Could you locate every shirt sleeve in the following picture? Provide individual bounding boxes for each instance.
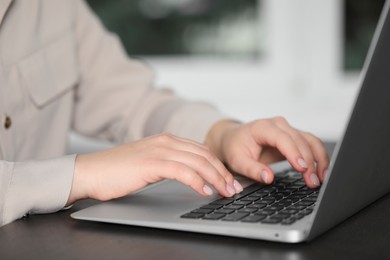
[72,1,228,144]
[0,155,75,227]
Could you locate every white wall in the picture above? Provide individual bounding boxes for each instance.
[147,0,361,141]
[69,0,364,153]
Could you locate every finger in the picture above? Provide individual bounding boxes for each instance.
[150,134,243,195]
[162,148,239,197]
[275,124,320,186]
[257,119,321,188]
[158,135,239,192]
[157,160,216,196]
[301,132,330,182]
[278,124,328,187]
[254,122,309,174]
[229,154,274,184]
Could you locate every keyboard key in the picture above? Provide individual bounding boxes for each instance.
[289,184,305,190]
[301,208,314,215]
[257,209,276,215]
[272,213,291,219]
[251,191,270,198]
[281,218,296,225]
[280,178,299,184]
[289,195,305,201]
[181,213,204,219]
[288,205,307,211]
[268,205,284,211]
[303,196,318,203]
[231,184,262,200]
[294,190,313,196]
[242,214,267,223]
[293,213,305,220]
[238,208,258,213]
[273,201,292,208]
[278,199,297,207]
[250,202,268,209]
[279,209,299,215]
[245,196,261,202]
[203,213,226,220]
[295,201,314,207]
[234,200,253,206]
[261,197,276,204]
[289,173,303,179]
[274,182,287,189]
[222,212,249,221]
[200,204,223,210]
[192,208,214,214]
[270,193,284,201]
[211,199,234,205]
[224,204,244,210]
[214,208,235,214]
[294,181,306,186]
[261,187,277,193]
[281,188,295,195]
[280,197,300,204]
[261,218,282,224]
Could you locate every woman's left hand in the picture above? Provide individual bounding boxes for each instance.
[205,117,329,188]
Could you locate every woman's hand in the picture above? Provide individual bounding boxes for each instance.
[205,117,329,188]
[66,133,243,205]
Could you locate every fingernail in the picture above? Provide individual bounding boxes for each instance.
[323,168,328,179]
[297,158,308,169]
[310,173,320,187]
[233,179,243,193]
[226,184,236,196]
[203,185,213,196]
[261,170,270,184]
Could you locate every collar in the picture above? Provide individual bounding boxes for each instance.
[0,0,13,26]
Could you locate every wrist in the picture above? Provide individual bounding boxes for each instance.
[204,119,241,162]
[66,154,90,206]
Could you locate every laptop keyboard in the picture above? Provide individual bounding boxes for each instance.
[180,170,319,225]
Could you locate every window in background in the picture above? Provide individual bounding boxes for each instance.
[86,0,260,59]
[344,0,385,71]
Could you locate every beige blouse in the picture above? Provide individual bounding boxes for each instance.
[0,0,226,226]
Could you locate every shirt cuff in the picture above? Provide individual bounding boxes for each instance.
[2,155,75,225]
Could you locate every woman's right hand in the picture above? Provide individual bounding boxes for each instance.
[66,133,243,205]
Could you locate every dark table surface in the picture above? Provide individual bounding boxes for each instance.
[1,142,390,260]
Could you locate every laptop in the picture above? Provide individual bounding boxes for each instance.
[71,1,390,243]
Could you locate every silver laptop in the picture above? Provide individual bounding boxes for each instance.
[71,1,390,243]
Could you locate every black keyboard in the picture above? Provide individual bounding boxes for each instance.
[180,170,319,225]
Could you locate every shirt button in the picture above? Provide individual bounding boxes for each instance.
[4,115,12,129]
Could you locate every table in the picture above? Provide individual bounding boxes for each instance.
[1,190,390,259]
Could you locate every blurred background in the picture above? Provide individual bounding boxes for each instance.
[70,0,385,153]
